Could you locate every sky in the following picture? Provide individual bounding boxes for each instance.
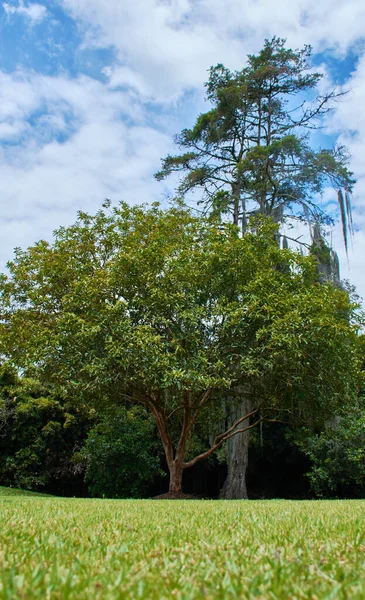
[0,0,364,301]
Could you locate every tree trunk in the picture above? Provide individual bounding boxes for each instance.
[220,396,250,499]
[232,181,240,227]
[168,460,184,497]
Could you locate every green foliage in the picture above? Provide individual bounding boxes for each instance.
[296,335,365,498]
[298,412,365,498]
[0,364,93,493]
[80,406,162,498]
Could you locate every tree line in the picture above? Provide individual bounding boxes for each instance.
[0,38,364,499]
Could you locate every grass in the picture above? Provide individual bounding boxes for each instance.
[0,486,51,497]
[1,492,365,599]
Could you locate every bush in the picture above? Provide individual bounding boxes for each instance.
[299,412,365,498]
[80,406,162,498]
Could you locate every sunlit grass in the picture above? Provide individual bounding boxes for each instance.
[1,491,364,599]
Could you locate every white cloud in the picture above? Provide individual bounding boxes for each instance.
[58,0,365,100]
[0,121,30,140]
[3,0,47,23]
[0,70,173,270]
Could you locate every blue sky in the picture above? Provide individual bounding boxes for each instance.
[0,0,365,298]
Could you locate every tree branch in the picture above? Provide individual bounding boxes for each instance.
[148,396,174,467]
[176,390,192,462]
[184,414,267,468]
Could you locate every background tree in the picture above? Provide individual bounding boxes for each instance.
[0,364,93,495]
[300,413,365,498]
[0,203,361,497]
[296,335,365,498]
[156,37,354,244]
[79,406,162,498]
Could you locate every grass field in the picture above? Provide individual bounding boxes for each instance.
[1,489,365,599]
[0,486,51,497]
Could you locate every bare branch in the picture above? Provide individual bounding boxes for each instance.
[184,414,267,468]
[214,403,263,444]
[176,390,192,461]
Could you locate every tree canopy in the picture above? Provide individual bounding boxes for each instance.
[0,202,361,496]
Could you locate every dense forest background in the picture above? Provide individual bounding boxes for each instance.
[1,353,364,500]
[1,39,364,500]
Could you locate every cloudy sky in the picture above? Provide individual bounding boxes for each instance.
[0,0,364,299]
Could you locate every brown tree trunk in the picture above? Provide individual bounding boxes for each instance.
[220,396,251,499]
[232,180,240,227]
[168,460,184,497]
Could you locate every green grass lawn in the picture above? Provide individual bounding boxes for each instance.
[0,486,51,497]
[1,490,365,599]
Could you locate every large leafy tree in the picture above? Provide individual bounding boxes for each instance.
[0,203,361,496]
[156,37,354,250]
